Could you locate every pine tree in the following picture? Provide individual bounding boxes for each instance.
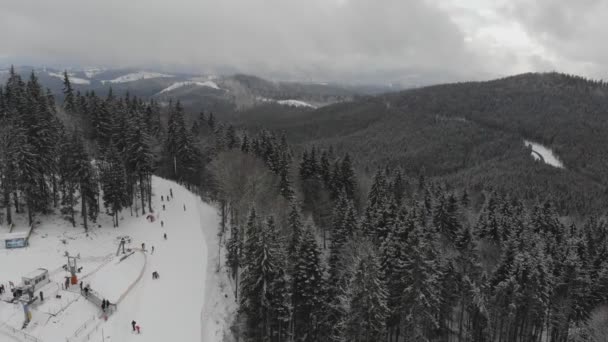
[292,228,325,341]
[279,168,295,201]
[343,253,389,342]
[100,143,128,227]
[401,224,442,340]
[240,215,290,341]
[340,154,357,201]
[62,71,76,113]
[226,125,240,149]
[241,134,251,153]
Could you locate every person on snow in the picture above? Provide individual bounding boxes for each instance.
[161,220,164,228]
[161,195,164,201]
[183,204,186,211]
[131,320,136,331]
[170,188,173,198]
[164,233,167,240]
[151,246,155,254]
[79,280,83,291]
[136,324,141,334]
[162,204,166,211]
[141,243,145,251]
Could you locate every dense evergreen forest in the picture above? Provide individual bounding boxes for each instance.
[233,72,608,218]
[1,68,608,341]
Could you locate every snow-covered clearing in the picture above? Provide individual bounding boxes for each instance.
[101,72,173,84]
[524,140,564,168]
[258,97,317,108]
[83,68,105,79]
[48,72,90,85]
[0,177,236,342]
[157,81,221,94]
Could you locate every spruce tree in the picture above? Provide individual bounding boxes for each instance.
[343,253,389,342]
[62,71,76,113]
[292,228,325,341]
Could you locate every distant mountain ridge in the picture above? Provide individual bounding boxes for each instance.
[0,66,395,117]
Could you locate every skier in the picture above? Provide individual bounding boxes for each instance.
[79,280,83,291]
[164,233,167,240]
[136,324,141,334]
[162,204,165,211]
[161,195,164,201]
[183,204,186,211]
[161,220,164,228]
[131,320,136,331]
[170,188,173,198]
[39,291,44,302]
[142,242,145,251]
[151,246,155,254]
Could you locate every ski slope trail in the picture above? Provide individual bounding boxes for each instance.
[0,176,235,342]
[100,178,211,342]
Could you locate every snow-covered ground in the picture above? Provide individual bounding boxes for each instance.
[524,140,564,168]
[83,68,105,79]
[157,81,221,94]
[0,177,236,342]
[258,97,317,108]
[48,72,91,85]
[101,72,173,84]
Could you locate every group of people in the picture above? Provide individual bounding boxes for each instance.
[130,188,175,334]
[101,299,111,312]
[131,320,141,334]
[80,281,91,297]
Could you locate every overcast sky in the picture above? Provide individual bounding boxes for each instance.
[0,0,605,84]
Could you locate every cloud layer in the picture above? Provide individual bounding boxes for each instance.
[0,0,605,83]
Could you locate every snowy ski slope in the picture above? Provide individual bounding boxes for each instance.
[0,177,235,342]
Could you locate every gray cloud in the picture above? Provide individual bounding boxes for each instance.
[506,0,608,78]
[0,0,491,84]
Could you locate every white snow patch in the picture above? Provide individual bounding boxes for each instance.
[157,81,221,94]
[48,72,90,85]
[524,140,564,168]
[83,68,104,78]
[258,97,317,108]
[102,72,173,84]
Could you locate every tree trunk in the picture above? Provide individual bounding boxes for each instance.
[147,175,153,213]
[14,191,19,213]
[81,186,88,231]
[69,190,75,227]
[4,187,12,225]
[52,174,58,208]
[139,173,146,216]
[26,196,33,227]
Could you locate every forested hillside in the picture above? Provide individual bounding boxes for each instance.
[2,68,608,342]
[233,72,608,217]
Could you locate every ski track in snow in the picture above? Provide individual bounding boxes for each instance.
[0,177,236,342]
[524,140,564,168]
